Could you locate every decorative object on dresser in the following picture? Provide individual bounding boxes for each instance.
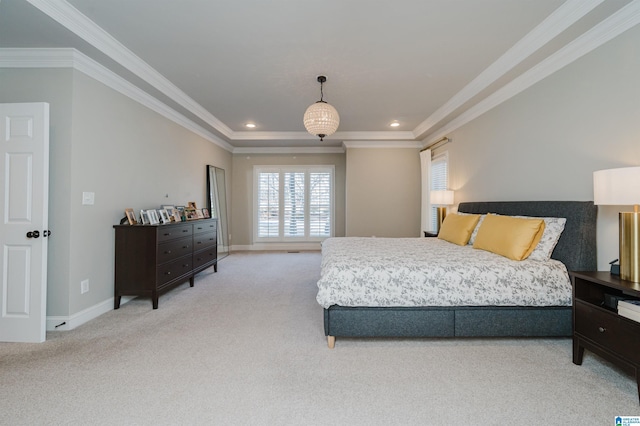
[430,190,454,234]
[124,208,137,225]
[113,218,218,309]
[570,271,640,404]
[593,166,640,282]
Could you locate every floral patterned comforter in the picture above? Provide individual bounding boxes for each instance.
[316,237,572,309]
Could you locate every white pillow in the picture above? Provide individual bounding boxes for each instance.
[457,212,485,245]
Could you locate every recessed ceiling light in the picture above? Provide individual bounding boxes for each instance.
[390,121,400,127]
[245,123,256,128]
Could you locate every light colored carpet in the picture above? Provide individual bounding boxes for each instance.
[1,251,638,425]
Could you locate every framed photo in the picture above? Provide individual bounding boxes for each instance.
[171,208,182,223]
[159,209,171,224]
[140,210,150,225]
[196,209,205,219]
[187,201,197,210]
[148,209,160,225]
[202,208,210,218]
[185,208,198,221]
[176,206,186,221]
[161,204,175,211]
[124,208,137,225]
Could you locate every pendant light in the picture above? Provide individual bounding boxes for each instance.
[303,76,340,141]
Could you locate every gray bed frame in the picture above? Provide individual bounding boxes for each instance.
[323,201,597,348]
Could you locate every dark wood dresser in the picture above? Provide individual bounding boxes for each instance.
[570,271,640,403]
[114,218,217,309]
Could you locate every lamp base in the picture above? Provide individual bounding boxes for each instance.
[619,211,640,282]
[435,207,447,234]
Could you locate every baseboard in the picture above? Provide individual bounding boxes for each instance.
[46,296,136,331]
[231,242,322,252]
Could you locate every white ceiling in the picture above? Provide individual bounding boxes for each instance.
[0,0,637,150]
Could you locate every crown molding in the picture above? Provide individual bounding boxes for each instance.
[412,0,604,139]
[0,48,234,152]
[421,0,640,149]
[343,141,423,149]
[233,146,345,155]
[230,130,416,141]
[25,0,234,139]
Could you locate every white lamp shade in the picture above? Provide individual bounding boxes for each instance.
[593,166,640,205]
[303,101,340,137]
[430,190,454,206]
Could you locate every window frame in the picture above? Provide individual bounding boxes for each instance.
[253,165,335,243]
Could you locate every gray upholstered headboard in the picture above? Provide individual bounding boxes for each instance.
[457,201,597,272]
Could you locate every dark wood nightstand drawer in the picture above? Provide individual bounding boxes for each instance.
[575,300,640,364]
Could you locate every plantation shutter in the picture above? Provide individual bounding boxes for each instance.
[257,172,279,237]
[309,171,332,237]
[430,154,448,232]
[284,172,305,237]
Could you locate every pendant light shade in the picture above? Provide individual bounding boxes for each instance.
[303,76,339,141]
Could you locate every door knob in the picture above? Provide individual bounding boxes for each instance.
[26,230,40,239]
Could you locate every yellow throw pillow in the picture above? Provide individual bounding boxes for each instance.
[437,213,481,246]
[472,214,545,260]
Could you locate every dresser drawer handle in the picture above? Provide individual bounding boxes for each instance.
[165,271,171,276]
[165,250,171,254]
[598,326,606,333]
[182,229,189,233]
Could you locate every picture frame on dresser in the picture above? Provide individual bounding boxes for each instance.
[124,208,137,225]
[159,209,171,224]
[147,209,160,225]
[140,210,150,225]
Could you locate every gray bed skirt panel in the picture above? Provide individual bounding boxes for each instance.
[324,306,572,338]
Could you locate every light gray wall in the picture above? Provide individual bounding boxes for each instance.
[345,147,421,237]
[434,24,640,270]
[0,68,232,317]
[230,153,346,247]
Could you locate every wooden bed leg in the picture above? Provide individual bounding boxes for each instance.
[327,335,335,349]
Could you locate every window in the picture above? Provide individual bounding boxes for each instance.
[430,153,449,232]
[255,166,334,241]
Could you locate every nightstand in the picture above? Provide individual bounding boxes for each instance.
[570,271,640,403]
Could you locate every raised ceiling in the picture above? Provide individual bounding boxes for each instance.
[0,0,638,151]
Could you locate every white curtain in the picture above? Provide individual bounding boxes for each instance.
[420,149,432,235]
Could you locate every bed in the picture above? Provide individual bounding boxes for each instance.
[318,201,597,348]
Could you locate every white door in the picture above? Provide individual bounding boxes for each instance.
[0,103,50,343]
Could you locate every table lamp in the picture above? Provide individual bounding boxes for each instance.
[430,190,454,233]
[593,166,640,282]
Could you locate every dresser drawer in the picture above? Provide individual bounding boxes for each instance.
[157,223,192,242]
[157,256,192,287]
[193,220,216,234]
[157,237,192,264]
[194,232,216,250]
[575,300,640,364]
[194,247,217,269]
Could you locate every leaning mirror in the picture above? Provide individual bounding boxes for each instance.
[207,165,230,260]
